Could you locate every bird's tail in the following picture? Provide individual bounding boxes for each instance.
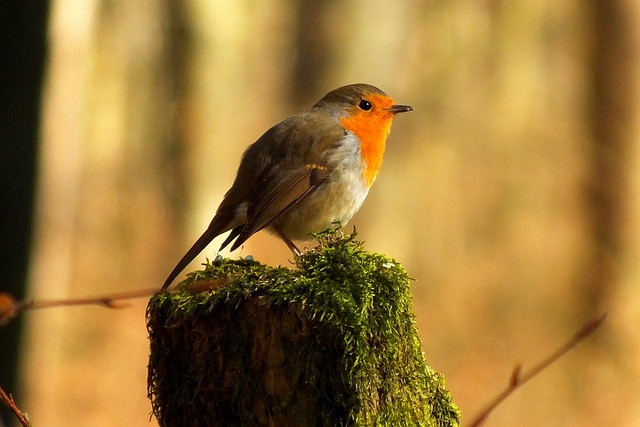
[160,220,226,290]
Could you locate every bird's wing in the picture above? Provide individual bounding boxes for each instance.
[229,164,329,250]
[225,113,344,250]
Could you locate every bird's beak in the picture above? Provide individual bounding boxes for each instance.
[386,104,413,114]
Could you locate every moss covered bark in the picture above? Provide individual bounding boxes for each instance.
[147,229,459,426]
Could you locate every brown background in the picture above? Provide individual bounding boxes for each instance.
[21,1,640,426]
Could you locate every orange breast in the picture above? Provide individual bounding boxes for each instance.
[340,94,395,187]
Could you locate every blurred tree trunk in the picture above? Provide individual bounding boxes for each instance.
[0,2,48,422]
[586,0,640,311]
[22,1,187,425]
[586,0,640,424]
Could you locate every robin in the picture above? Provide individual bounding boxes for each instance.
[161,83,412,290]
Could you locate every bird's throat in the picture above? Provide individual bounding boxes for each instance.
[340,112,392,188]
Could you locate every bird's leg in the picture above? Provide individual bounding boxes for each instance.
[272,226,302,256]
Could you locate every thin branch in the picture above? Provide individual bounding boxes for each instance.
[21,287,160,311]
[0,276,235,326]
[0,288,159,326]
[183,276,235,294]
[467,312,607,427]
[0,384,31,427]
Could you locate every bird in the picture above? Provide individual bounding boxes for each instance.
[161,83,412,290]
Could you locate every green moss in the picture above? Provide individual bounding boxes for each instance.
[147,228,459,427]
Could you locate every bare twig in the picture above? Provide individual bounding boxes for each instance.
[0,288,159,326]
[0,384,31,426]
[183,276,235,294]
[0,275,235,326]
[467,313,607,427]
[20,287,160,311]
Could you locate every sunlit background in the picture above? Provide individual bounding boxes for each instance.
[2,1,639,425]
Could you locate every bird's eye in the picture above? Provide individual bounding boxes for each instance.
[358,100,372,111]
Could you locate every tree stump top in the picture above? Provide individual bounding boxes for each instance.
[147,230,459,426]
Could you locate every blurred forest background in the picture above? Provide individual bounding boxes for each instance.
[1,0,639,426]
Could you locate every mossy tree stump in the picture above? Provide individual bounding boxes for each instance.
[147,230,459,426]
